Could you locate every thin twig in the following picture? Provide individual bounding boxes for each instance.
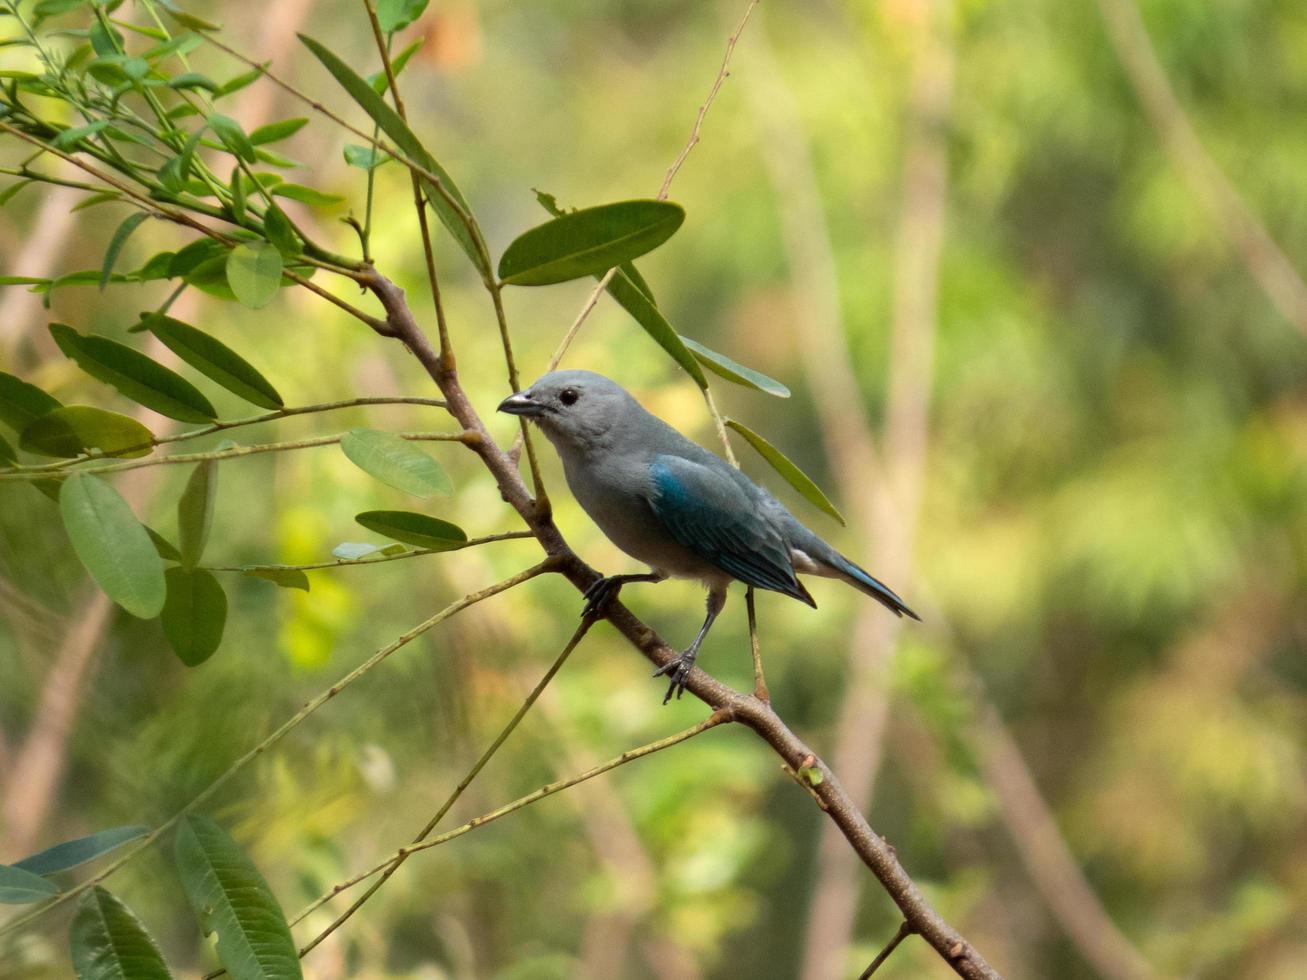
[859,921,914,979]
[0,561,554,936]
[0,431,468,481]
[286,617,599,964]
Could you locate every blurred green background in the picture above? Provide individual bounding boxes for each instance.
[2,0,1306,977]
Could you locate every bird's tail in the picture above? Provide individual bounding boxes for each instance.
[827,552,922,621]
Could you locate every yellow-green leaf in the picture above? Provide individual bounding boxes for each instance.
[726,418,845,525]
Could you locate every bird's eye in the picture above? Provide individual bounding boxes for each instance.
[559,388,579,406]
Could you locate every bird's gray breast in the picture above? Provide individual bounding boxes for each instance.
[557,446,715,579]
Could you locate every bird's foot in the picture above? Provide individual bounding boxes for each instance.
[581,576,623,619]
[653,648,699,704]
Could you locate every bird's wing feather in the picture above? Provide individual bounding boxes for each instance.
[647,454,813,604]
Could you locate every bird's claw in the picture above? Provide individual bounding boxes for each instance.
[581,576,621,619]
[653,652,697,704]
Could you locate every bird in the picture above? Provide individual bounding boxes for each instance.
[498,370,919,702]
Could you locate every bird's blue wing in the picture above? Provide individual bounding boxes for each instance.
[647,455,814,605]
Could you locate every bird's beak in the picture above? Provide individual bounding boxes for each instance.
[497,391,546,417]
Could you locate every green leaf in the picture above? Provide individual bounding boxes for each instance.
[139,314,283,409]
[248,117,307,145]
[60,473,166,617]
[0,370,62,432]
[215,64,264,97]
[498,200,685,287]
[53,119,111,150]
[173,815,302,980]
[70,887,174,980]
[176,126,206,185]
[72,191,125,212]
[261,203,300,258]
[376,0,428,33]
[298,33,485,274]
[0,432,14,464]
[177,460,216,568]
[14,827,148,876]
[680,337,790,398]
[99,213,150,290]
[49,323,217,423]
[605,267,707,388]
[0,865,60,903]
[146,526,182,561]
[243,567,309,591]
[162,567,226,666]
[270,183,343,206]
[354,510,467,550]
[20,407,154,459]
[167,238,227,278]
[340,429,451,498]
[208,113,256,162]
[532,191,657,302]
[167,71,219,93]
[369,38,422,95]
[225,243,282,309]
[725,419,845,525]
[343,144,387,170]
[229,166,246,223]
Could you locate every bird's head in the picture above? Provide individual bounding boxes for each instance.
[497,370,638,452]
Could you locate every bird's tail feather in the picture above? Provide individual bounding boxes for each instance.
[830,554,921,621]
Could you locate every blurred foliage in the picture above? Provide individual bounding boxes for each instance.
[1,0,1306,978]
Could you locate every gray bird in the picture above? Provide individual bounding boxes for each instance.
[499,370,919,702]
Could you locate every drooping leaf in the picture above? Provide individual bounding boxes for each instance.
[69,887,173,980]
[298,34,485,274]
[340,429,451,498]
[157,1,220,33]
[97,212,148,290]
[725,418,845,525]
[14,827,148,876]
[229,166,246,223]
[59,473,167,617]
[680,337,790,398]
[208,113,255,162]
[498,200,685,287]
[20,407,154,459]
[248,117,307,145]
[173,815,302,980]
[376,0,429,33]
[242,567,309,591]
[162,567,226,666]
[139,314,283,409]
[0,865,60,903]
[177,460,216,568]
[225,242,282,309]
[260,203,299,258]
[0,370,62,432]
[354,510,467,550]
[49,323,217,423]
[270,183,343,206]
[605,268,707,387]
[167,71,219,93]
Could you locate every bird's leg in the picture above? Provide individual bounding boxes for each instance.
[581,571,666,619]
[654,584,727,704]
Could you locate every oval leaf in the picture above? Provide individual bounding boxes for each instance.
[498,200,685,286]
[49,323,217,423]
[139,314,283,409]
[59,472,167,618]
[680,337,790,398]
[354,510,467,550]
[70,887,174,980]
[225,243,282,309]
[21,406,155,459]
[0,865,60,904]
[174,815,303,980]
[177,459,217,568]
[248,117,307,145]
[340,428,451,498]
[15,827,148,876]
[242,567,310,591]
[270,183,343,206]
[0,370,62,432]
[725,419,845,526]
[162,567,227,666]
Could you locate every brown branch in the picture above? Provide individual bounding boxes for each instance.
[359,268,1002,979]
[859,921,914,979]
[1096,0,1307,336]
